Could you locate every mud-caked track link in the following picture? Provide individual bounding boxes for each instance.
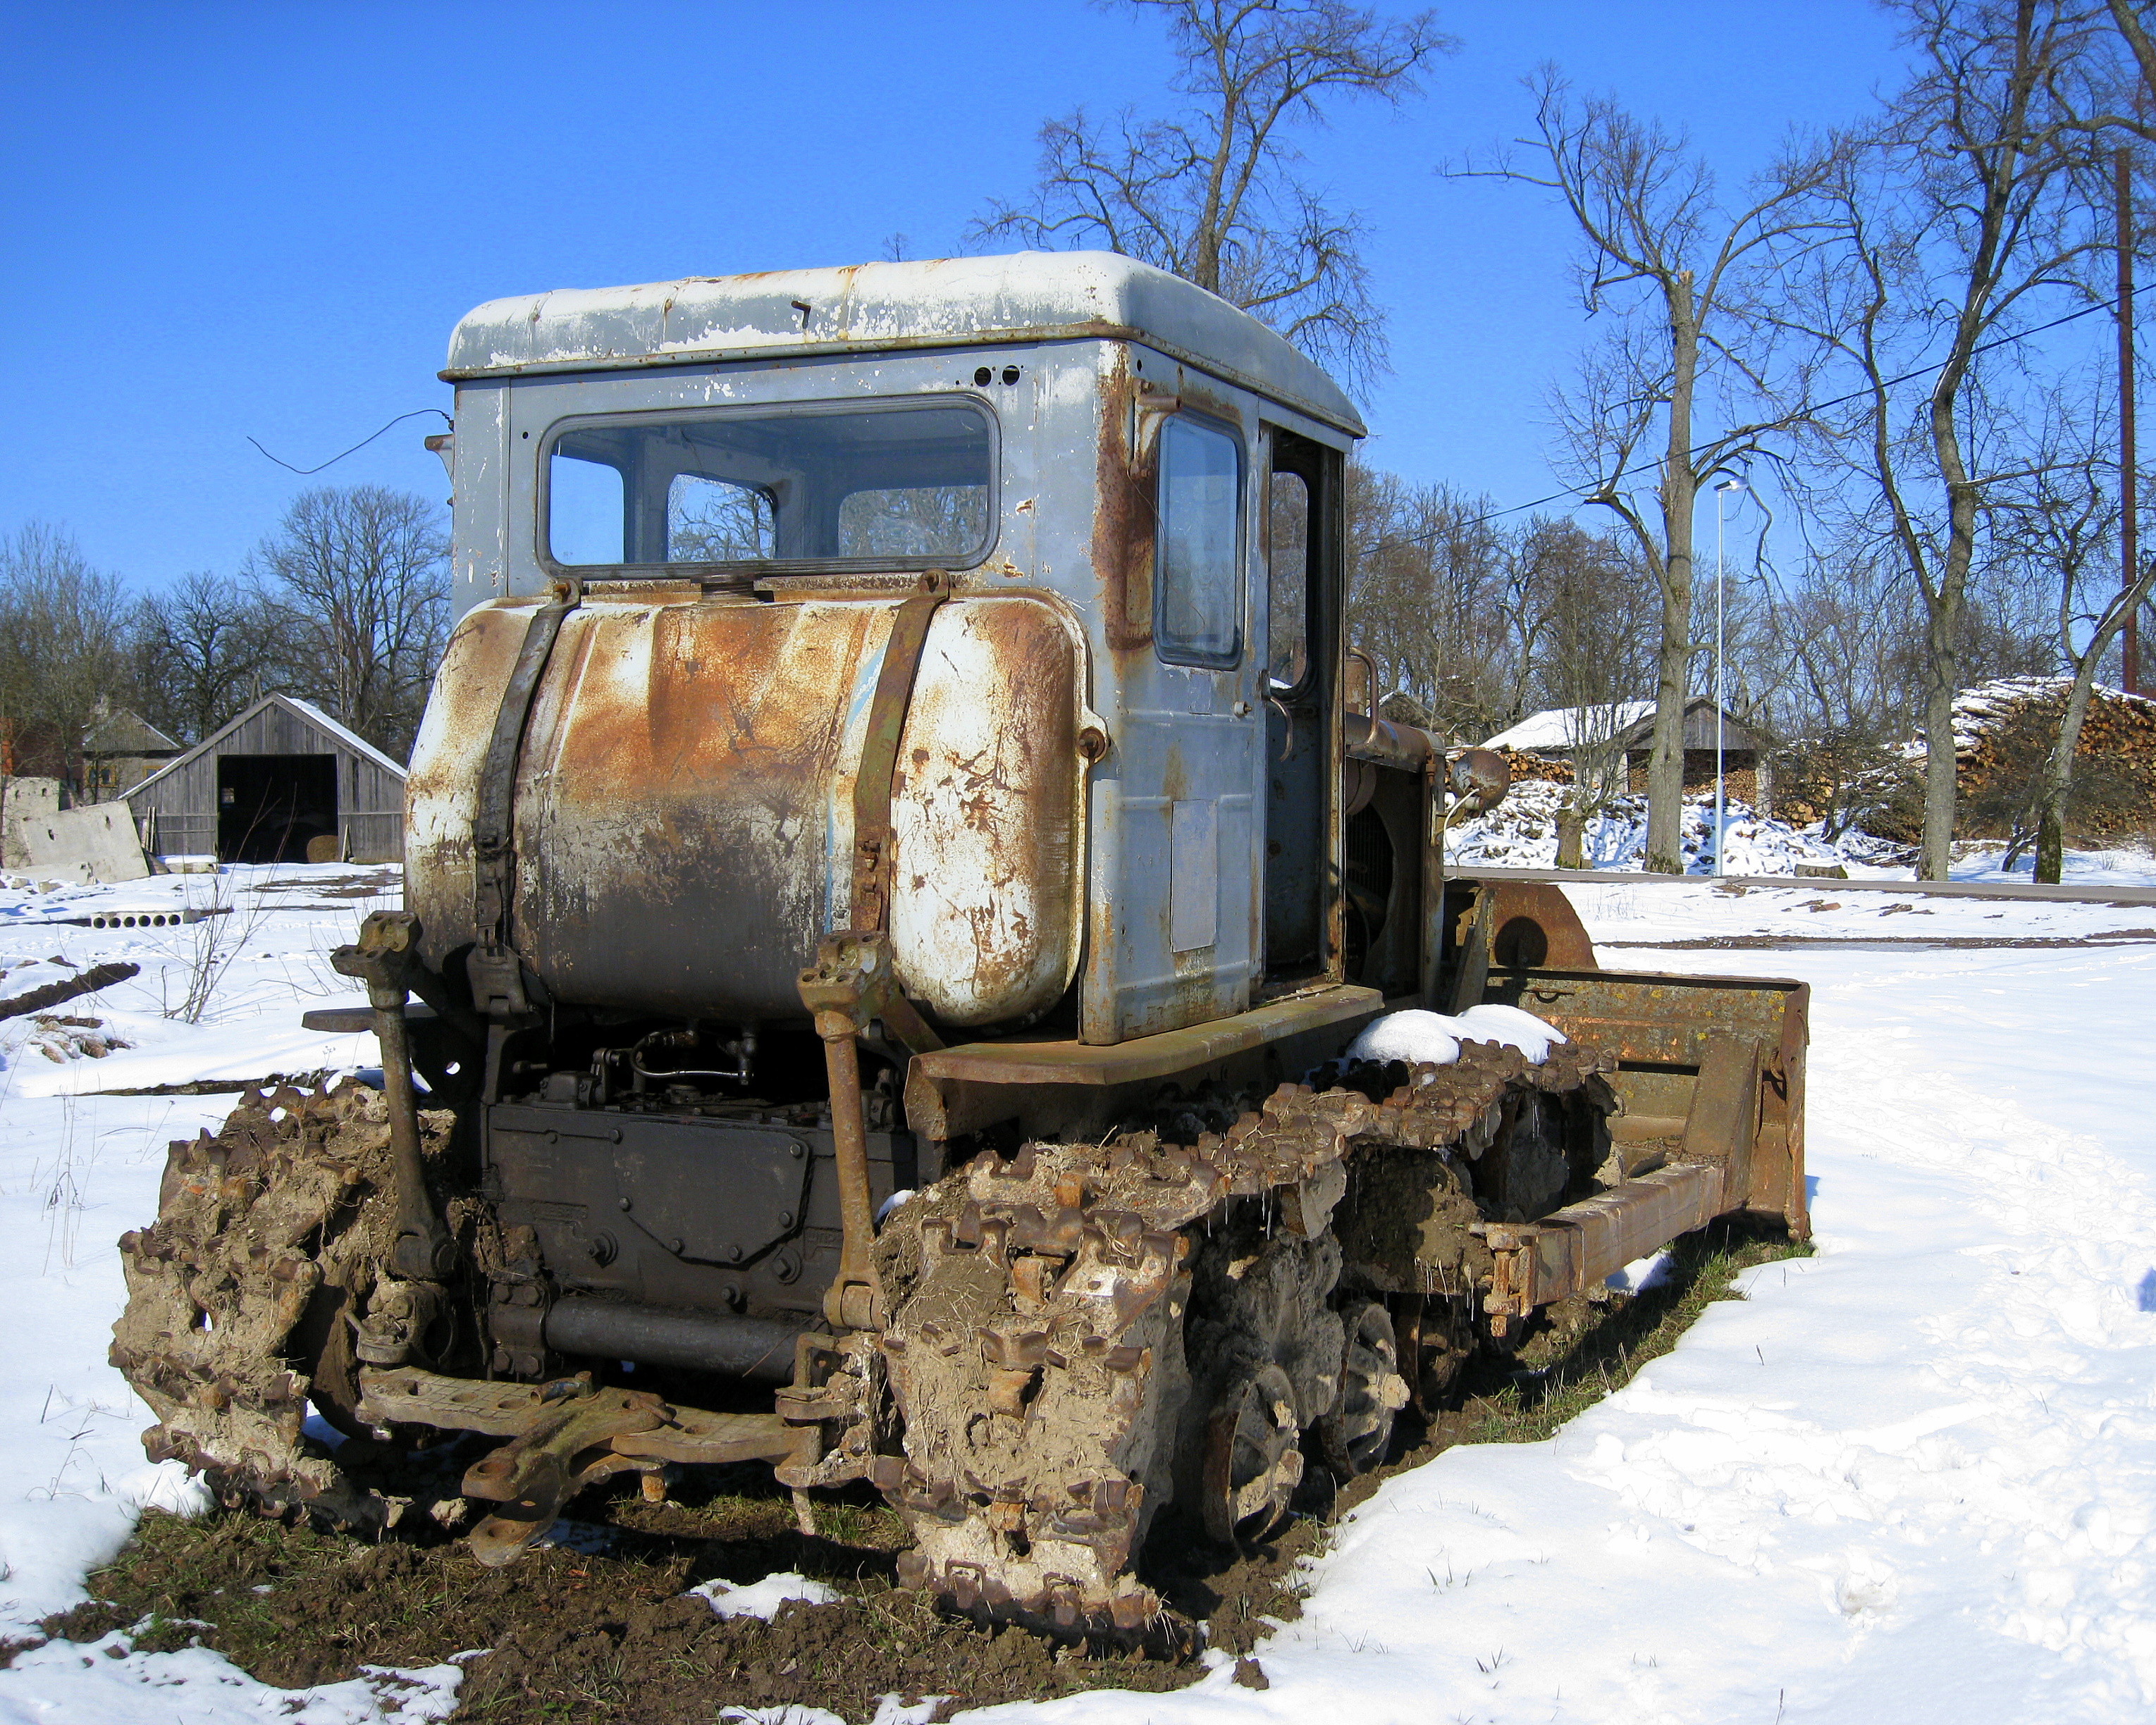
[110,1080,459,1526]
[868,1037,1615,1636]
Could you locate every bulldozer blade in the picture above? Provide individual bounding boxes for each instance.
[1482,965,1809,1235]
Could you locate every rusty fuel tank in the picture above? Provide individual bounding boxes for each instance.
[405,582,1091,1028]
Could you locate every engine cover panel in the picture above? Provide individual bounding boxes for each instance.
[486,1102,912,1318]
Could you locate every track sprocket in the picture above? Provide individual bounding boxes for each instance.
[110,1078,459,1526]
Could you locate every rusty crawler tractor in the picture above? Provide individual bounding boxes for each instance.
[113,254,1809,1633]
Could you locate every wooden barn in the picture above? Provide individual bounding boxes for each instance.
[123,694,407,864]
[1484,698,1773,802]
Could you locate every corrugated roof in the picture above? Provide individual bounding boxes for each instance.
[443,250,1365,437]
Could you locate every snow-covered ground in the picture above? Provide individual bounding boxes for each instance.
[1446,779,2156,889]
[1446,781,1913,877]
[0,865,454,1722]
[0,867,2150,1722]
[1919,840,2156,890]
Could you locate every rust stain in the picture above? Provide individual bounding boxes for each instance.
[1092,355,1156,657]
[408,587,1090,1032]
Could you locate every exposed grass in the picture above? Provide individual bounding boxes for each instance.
[37,1513,483,1686]
[1448,1215,1813,1448]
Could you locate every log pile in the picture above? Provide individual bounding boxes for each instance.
[1764,745,1914,834]
[1951,679,2156,842]
[1493,748,1574,786]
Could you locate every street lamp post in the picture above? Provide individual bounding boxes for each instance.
[1713,478,1744,877]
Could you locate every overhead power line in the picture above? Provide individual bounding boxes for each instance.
[247,408,453,476]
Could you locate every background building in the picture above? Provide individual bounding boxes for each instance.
[124,693,407,863]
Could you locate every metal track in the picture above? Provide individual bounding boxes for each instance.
[113,1037,1756,1622]
[862,1037,1618,1636]
[110,1080,438,1528]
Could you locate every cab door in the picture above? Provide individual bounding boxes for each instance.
[1261,426,1344,984]
[1085,404,1264,1041]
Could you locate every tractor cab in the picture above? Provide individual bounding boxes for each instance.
[414,252,1388,1058]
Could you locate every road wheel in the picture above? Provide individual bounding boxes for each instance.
[1318,1299,1408,1477]
[1200,1362,1303,1545]
[1396,1290,1478,1412]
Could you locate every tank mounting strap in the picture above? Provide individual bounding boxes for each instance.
[849,571,949,934]
[468,577,581,1016]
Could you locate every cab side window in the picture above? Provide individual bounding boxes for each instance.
[1154,415,1243,667]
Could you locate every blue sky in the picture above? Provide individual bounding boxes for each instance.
[1,1,1911,591]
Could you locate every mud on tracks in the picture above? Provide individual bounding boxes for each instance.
[20,1216,1804,1720]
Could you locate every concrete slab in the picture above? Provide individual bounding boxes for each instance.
[3,799,151,884]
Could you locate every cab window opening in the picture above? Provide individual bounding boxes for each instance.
[1154,414,1244,668]
[543,399,994,572]
[1267,466,1311,693]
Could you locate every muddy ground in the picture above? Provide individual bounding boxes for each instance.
[20,1218,1804,1721]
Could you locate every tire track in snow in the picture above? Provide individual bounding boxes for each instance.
[1548,946,2156,1719]
[995,945,2156,1725]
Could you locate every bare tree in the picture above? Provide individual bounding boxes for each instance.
[1341,455,1661,773]
[1765,547,1928,841]
[128,570,284,746]
[247,486,450,761]
[1345,466,1518,736]
[1993,445,2156,877]
[976,0,1453,386]
[1456,73,1838,872]
[1527,519,1656,865]
[1773,1,2109,878]
[2091,0,2156,135]
[0,522,132,795]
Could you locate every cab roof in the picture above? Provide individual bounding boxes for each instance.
[443,250,1364,437]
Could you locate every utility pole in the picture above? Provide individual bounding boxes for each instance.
[2121,147,2140,695]
[1712,479,1742,876]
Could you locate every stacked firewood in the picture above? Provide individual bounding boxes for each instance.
[1765,746,1914,834]
[1493,748,1575,786]
[1954,679,2156,841]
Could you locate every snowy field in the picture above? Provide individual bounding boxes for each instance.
[0,866,2150,1721]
